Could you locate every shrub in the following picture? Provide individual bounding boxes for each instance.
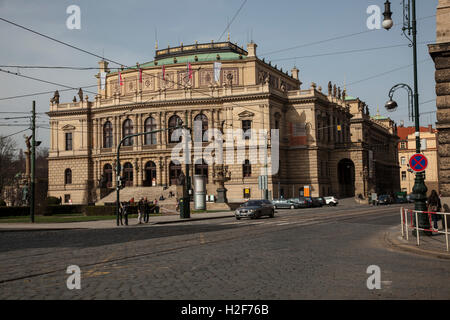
[0,199,6,207]
[46,196,61,205]
[44,205,85,216]
[0,206,30,217]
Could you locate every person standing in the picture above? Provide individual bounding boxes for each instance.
[137,197,144,224]
[118,201,124,226]
[122,201,129,226]
[144,197,150,223]
[427,190,442,232]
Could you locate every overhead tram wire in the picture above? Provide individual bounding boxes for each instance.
[1,128,30,138]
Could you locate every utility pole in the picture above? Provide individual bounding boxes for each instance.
[183,112,191,218]
[30,101,36,223]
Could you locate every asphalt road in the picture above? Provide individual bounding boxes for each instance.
[0,203,449,299]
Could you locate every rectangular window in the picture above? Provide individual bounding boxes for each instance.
[242,120,252,140]
[65,132,73,151]
[64,194,71,203]
[401,157,406,165]
[401,171,407,181]
[400,142,406,149]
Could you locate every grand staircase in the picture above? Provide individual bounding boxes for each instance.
[96,186,179,212]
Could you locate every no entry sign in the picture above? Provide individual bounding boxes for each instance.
[409,153,428,172]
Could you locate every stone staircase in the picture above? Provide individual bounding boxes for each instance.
[96,185,179,211]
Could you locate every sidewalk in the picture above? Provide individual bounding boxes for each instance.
[0,211,235,232]
[385,224,450,259]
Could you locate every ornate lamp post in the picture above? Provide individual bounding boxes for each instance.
[383,0,430,234]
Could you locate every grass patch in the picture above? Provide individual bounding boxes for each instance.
[0,213,165,224]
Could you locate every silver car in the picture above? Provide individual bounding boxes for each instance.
[235,200,275,220]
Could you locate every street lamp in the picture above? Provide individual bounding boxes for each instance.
[383,0,430,235]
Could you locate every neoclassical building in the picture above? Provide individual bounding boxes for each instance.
[47,41,400,204]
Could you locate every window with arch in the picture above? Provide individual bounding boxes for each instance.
[194,113,208,142]
[243,159,252,177]
[123,162,133,186]
[144,117,157,145]
[194,159,209,183]
[103,121,113,148]
[103,164,113,188]
[168,115,182,143]
[64,168,72,185]
[122,119,133,146]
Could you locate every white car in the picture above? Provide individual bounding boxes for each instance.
[324,196,338,206]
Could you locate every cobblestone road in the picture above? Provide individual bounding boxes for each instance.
[1,204,449,299]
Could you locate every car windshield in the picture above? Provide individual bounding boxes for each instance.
[243,200,262,207]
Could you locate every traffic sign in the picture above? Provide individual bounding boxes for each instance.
[409,153,428,172]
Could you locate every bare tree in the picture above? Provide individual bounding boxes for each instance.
[0,135,17,197]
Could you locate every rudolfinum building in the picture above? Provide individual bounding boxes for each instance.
[47,40,400,205]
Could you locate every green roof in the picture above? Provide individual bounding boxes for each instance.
[109,52,245,75]
[345,95,356,101]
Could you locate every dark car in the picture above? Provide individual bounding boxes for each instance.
[308,197,323,207]
[272,199,302,209]
[297,196,313,208]
[377,195,392,205]
[235,200,275,220]
[288,198,309,208]
[315,197,326,206]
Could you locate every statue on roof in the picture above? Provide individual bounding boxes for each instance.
[73,96,77,103]
[327,81,332,96]
[342,89,346,101]
[337,87,341,100]
[50,90,60,105]
[333,84,337,97]
[78,88,83,102]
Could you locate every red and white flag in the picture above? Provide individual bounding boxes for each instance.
[139,68,143,83]
[118,71,123,86]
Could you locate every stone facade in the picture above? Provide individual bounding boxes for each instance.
[47,41,400,204]
[398,126,439,194]
[429,0,450,208]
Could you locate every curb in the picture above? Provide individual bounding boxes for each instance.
[384,228,450,260]
[151,214,234,225]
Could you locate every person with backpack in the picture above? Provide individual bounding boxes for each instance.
[427,190,442,232]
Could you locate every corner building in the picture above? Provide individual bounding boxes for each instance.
[47,41,400,204]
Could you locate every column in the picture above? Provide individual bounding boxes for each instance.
[157,157,162,186]
[138,157,143,186]
[133,159,139,187]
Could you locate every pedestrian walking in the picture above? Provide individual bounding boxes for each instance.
[122,201,129,226]
[427,190,442,232]
[137,197,144,224]
[118,201,124,226]
[144,197,150,223]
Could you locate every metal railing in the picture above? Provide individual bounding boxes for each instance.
[400,207,449,252]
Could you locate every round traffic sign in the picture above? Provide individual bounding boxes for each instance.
[409,153,428,172]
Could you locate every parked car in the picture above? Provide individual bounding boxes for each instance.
[272,199,302,209]
[307,197,322,207]
[395,195,408,204]
[316,197,326,206]
[324,196,339,206]
[297,196,313,208]
[406,193,414,203]
[288,198,309,208]
[235,200,275,220]
[377,194,392,205]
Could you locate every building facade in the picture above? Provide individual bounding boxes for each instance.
[398,125,439,194]
[429,0,450,209]
[47,41,400,204]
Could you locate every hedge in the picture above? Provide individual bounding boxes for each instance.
[0,206,31,217]
[44,205,85,216]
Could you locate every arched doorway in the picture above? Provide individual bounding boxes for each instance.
[123,162,133,187]
[103,164,113,188]
[169,161,182,185]
[338,158,355,198]
[144,161,157,186]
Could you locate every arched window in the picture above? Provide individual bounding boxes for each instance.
[169,161,182,185]
[243,160,251,177]
[168,115,182,143]
[194,113,208,142]
[144,161,157,186]
[144,117,157,145]
[194,159,209,184]
[103,121,113,148]
[123,162,133,186]
[122,119,133,146]
[64,168,72,184]
[103,164,112,188]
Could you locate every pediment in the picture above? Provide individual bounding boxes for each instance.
[61,124,76,131]
[238,110,255,118]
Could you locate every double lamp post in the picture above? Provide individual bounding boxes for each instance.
[382,0,430,233]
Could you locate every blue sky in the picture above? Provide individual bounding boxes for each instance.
[0,0,438,149]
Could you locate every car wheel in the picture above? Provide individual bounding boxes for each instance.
[236,217,241,220]
[270,209,275,218]
[290,205,295,209]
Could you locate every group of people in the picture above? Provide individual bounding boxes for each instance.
[118,197,158,226]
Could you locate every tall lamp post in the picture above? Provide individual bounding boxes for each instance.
[383,0,430,234]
